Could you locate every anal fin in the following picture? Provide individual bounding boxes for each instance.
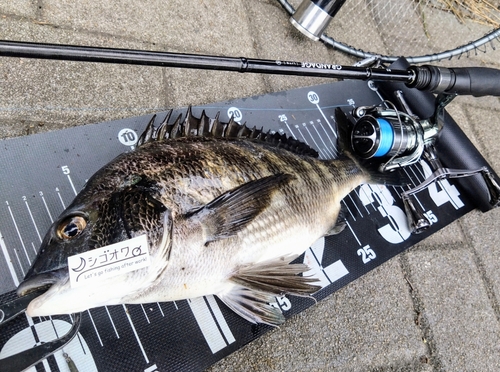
[218,285,285,326]
[218,256,321,326]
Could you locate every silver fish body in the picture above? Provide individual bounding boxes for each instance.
[17,108,397,325]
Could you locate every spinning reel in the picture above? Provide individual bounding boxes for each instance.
[347,91,500,234]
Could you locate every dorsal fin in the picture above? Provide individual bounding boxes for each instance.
[137,107,319,157]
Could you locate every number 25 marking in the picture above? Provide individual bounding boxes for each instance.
[357,245,376,264]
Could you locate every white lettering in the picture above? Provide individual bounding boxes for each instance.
[68,235,150,288]
[301,62,342,70]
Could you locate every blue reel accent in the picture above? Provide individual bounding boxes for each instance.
[373,118,394,157]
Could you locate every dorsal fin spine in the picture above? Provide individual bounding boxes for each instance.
[137,115,156,146]
[157,110,173,141]
[211,112,224,137]
[170,114,183,139]
[199,110,210,136]
[184,106,198,137]
[137,106,319,158]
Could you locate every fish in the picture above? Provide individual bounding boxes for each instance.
[16,107,402,326]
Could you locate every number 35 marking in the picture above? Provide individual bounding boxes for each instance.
[359,184,412,244]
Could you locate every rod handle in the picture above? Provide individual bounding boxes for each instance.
[408,65,500,97]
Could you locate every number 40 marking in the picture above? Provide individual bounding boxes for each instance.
[420,160,464,210]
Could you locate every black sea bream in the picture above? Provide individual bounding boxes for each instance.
[17,108,400,325]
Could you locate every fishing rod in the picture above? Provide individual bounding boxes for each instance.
[1,40,500,97]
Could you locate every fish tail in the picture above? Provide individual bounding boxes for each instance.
[356,156,408,186]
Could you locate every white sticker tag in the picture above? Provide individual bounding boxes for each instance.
[68,234,150,288]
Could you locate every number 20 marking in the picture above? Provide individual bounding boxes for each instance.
[227,107,242,122]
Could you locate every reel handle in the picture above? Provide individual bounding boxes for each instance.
[378,58,500,212]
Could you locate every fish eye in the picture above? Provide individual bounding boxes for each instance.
[57,216,87,240]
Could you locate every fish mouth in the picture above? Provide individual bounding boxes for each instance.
[17,269,66,297]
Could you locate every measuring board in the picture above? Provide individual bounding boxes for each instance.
[0,79,493,371]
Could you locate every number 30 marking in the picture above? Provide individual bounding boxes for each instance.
[307,91,320,104]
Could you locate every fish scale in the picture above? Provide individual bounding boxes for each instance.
[16,108,402,326]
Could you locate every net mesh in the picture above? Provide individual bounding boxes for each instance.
[287,0,500,60]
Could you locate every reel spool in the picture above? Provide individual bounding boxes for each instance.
[348,105,433,172]
[350,115,418,160]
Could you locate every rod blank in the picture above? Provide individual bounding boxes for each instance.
[4,40,499,97]
[0,40,414,82]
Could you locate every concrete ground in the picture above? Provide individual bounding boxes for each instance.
[1,1,500,371]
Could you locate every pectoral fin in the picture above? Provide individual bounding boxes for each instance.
[187,173,294,245]
[217,256,320,326]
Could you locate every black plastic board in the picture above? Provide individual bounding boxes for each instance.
[0,80,483,371]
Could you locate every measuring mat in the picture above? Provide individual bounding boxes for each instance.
[0,79,493,371]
